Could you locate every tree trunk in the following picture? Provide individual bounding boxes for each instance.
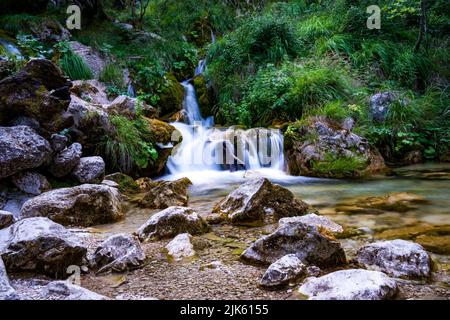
[414,0,427,52]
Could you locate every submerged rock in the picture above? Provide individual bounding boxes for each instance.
[136,206,209,241]
[241,219,346,267]
[260,254,306,289]
[48,143,82,178]
[0,211,14,229]
[92,234,145,273]
[0,257,19,300]
[298,269,398,300]
[336,192,430,215]
[136,178,192,209]
[0,218,87,277]
[285,117,385,178]
[0,126,52,179]
[279,213,343,234]
[211,178,309,226]
[20,184,123,227]
[11,171,51,195]
[165,233,196,261]
[45,281,109,300]
[356,240,431,279]
[72,156,105,184]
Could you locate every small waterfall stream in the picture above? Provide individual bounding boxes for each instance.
[166,56,293,186]
[0,38,22,59]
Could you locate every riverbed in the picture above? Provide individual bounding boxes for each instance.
[9,163,450,300]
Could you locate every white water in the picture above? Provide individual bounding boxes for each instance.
[164,59,303,187]
[0,38,22,59]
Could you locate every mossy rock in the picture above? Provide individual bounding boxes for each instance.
[144,118,176,144]
[104,173,139,194]
[187,18,213,47]
[157,73,184,117]
[193,75,214,118]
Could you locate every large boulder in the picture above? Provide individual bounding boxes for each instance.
[298,269,398,300]
[91,234,145,273]
[0,211,14,230]
[136,178,192,209]
[211,178,309,226]
[241,219,346,267]
[0,126,52,179]
[0,218,87,277]
[72,156,105,184]
[356,240,431,279]
[45,281,108,300]
[0,257,19,300]
[285,117,386,178]
[136,206,209,241]
[11,171,51,195]
[48,143,82,178]
[20,184,123,227]
[165,233,196,261]
[260,254,306,289]
[0,59,73,136]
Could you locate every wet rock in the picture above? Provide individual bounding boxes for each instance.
[298,269,398,300]
[0,59,73,136]
[241,219,346,267]
[50,134,68,153]
[72,156,105,184]
[0,257,19,300]
[165,233,196,261]
[0,126,52,179]
[137,178,192,209]
[260,254,306,288]
[136,206,209,241]
[102,180,119,188]
[11,171,51,195]
[211,178,309,226]
[279,213,343,234]
[356,240,431,279]
[48,143,82,178]
[92,234,145,273]
[0,211,14,229]
[369,92,398,122]
[20,184,123,227]
[0,217,87,277]
[45,281,108,300]
[285,117,386,178]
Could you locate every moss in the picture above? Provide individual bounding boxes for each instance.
[311,153,367,178]
[157,73,184,116]
[193,75,213,118]
[105,173,140,194]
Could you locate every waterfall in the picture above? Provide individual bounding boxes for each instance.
[166,56,291,185]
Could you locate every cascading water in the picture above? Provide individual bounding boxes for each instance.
[0,38,22,59]
[165,48,298,187]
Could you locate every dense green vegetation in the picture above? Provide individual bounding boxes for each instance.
[1,0,449,163]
